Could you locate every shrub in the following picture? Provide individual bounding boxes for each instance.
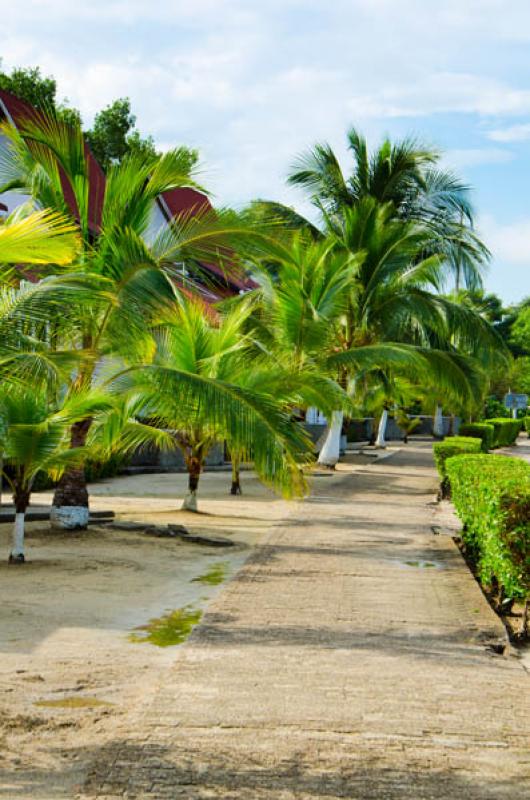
[458,422,494,452]
[484,396,510,419]
[446,453,530,605]
[432,437,482,498]
[486,418,522,448]
[524,417,530,438]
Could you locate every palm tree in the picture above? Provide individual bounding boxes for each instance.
[0,207,78,274]
[287,126,489,292]
[247,210,499,465]
[109,295,320,511]
[0,112,265,527]
[0,388,111,562]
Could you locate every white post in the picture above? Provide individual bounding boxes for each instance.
[317,410,343,468]
[9,512,25,562]
[375,409,388,448]
[433,404,444,437]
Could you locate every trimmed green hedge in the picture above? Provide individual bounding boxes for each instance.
[446,453,530,601]
[433,436,482,498]
[458,422,494,452]
[486,418,522,448]
[525,417,530,437]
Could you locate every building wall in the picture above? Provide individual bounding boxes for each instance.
[0,132,33,217]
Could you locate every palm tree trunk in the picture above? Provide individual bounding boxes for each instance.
[182,449,203,512]
[230,456,242,495]
[9,485,29,563]
[317,411,343,468]
[375,409,388,448]
[50,419,91,530]
[433,404,444,438]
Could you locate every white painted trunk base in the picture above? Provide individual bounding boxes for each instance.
[318,411,344,468]
[10,513,25,558]
[433,405,444,438]
[375,409,389,448]
[50,505,89,530]
[182,491,198,512]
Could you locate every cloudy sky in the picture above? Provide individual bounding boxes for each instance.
[3,0,530,302]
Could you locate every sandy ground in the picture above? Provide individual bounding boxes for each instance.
[0,467,312,799]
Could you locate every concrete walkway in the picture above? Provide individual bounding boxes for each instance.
[83,442,530,799]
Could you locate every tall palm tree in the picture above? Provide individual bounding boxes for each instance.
[245,217,500,465]
[287,126,489,292]
[0,112,265,527]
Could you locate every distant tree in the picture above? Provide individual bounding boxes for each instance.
[0,64,57,110]
[509,302,530,355]
[0,63,198,172]
[84,97,198,172]
[85,98,154,169]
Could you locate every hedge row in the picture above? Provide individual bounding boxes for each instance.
[446,453,530,601]
[458,423,494,452]
[524,417,530,437]
[458,419,522,451]
[486,418,522,448]
[432,436,482,498]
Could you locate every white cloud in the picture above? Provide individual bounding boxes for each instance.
[487,123,530,142]
[443,147,513,170]
[479,214,530,265]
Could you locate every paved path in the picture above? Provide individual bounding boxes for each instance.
[83,443,530,799]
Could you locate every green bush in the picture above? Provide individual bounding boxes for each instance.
[484,396,510,419]
[458,422,494,452]
[432,437,482,498]
[524,417,530,437]
[446,453,530,601]
[486,418,522,448]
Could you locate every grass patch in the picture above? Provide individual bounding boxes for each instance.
[129,606,202,647]
[191,561,229,585]
[34,697,113,709]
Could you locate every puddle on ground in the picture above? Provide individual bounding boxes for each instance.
[404,560,438,569]
[191,561,229,585]
[129,606,202,647]
[34,697,113,709]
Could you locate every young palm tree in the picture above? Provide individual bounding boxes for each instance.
[108,295,323,511]
[0,388,111,562]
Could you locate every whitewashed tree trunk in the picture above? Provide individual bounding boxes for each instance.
[433,404,444,438]
[375,409,388,448]
[9,512,25,562]
[317,410,343,468]
[182,490,198,512]
[50,505,89,530]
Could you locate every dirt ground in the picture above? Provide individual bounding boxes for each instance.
[0,468,308,799]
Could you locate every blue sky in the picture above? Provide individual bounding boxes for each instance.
[3,0,530,302]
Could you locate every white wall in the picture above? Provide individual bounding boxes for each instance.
[145,198,168,243]
[0,132,33,216]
